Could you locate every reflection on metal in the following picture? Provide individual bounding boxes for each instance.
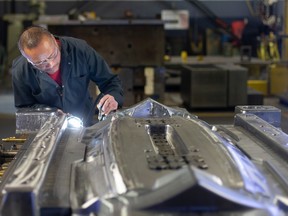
[15,107,58,134]
[1,112,67,216]
[67,116,84,128]
[235,105,281,127]
[1,98,288,216]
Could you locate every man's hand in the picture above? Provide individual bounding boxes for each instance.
[97,94,118,115]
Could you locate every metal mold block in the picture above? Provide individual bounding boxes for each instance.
[15,107,57,134]
[235,105,281,127]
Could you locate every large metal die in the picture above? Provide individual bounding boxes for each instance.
[15,107,57,134]
[0,112,69,216]
[1,99,288,216]
[235,105,281,128]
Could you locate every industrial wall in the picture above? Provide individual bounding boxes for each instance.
[0,0,284,60]
[0,0,284,18]
[0,0,284,40]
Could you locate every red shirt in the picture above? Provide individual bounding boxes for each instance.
[48,39,62,86]
[49,69,61,86]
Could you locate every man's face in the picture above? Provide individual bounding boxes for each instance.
[23,35,61,74]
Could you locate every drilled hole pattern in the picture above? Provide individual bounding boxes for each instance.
[146,154,208,170]
[136,119,208,171]
[136,118,177,125]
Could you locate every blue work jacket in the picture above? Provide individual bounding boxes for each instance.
[12,36,124,122]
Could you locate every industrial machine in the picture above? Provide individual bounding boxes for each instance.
[181,63,248,109]
[0,98,288,216]
[40,19,165,67]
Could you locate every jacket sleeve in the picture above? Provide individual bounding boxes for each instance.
[83,41,124,107]
[12,58,39,108]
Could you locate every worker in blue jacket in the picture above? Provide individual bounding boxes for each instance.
[12,25,124,125]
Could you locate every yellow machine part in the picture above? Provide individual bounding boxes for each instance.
[247,80,268,96]
[269,64,288,96]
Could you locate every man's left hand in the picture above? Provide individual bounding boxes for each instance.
[97,94,118,115]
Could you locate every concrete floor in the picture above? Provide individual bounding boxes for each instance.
[1,90,288,138]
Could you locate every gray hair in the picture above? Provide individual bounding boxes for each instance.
[18,26,53,55]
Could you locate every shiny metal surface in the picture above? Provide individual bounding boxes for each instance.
[15,107,58,134]
[235,105,281,127]
[1,98,288,216]
[1,112,67,216]
[74,98,288,215]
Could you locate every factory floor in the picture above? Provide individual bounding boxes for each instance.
[1,89,288,139]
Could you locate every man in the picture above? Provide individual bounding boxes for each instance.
[12,25,123,125]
